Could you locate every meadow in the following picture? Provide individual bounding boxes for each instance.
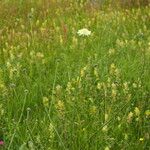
[0,0,150,149]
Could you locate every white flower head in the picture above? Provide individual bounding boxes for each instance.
[77,28,91,36]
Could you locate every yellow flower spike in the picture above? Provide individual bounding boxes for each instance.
[48,123,54,139]
[126,94,131,101]
[36,20,40,26]
[43,97,49,107]
[80,66,87,77]
[122,16,126,21]
[135,117,139,122]
[123,82,128,91]
[21,24,25,30]
[133,83,137,88]
[90,106,97,115]
[118,124,121,128]
[127,112,134,123]
[134,107,140,116]
[80,69,85,77]
[82,128,86,132]
[59,35,63,44]
[57,100,64,110]
[110,63,116,70]
[56,85,62,93]
[102,125,108,132]
[116,39,124,47]
[94,67,99,78]
[111,89,117,99]
[108,48,115,55]
[31,8,34,13]
[107,77,111,83]
[67,82,72,90]
[110,63,116,75]
[117,116,121,121]
[36,52,44,59]
[124,134,128,140]
[0,83,5,90]
[0,104,4,116]
[40,27,45,33]
[105,114,109,122]
[111,83,116,89]
[145,110,150,117]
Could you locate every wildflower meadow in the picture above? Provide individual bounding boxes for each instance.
[0,0,150,150]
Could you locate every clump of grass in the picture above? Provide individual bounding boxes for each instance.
[51,55,149,149]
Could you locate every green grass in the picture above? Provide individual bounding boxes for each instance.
[0,1,150,150]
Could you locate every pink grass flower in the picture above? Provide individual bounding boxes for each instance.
[0,140,4,146]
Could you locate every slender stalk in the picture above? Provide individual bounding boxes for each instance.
[8,92,27,150]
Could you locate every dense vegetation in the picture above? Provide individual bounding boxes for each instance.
[0,1,150,149]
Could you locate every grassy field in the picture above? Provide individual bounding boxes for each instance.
[0,0,150,149]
